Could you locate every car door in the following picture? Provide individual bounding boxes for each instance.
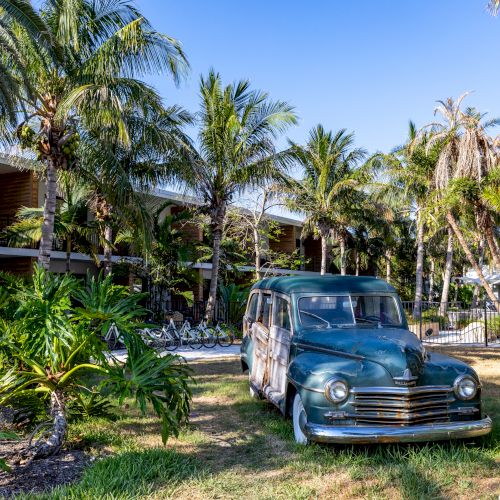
[250,291,272,392]
[265,293,292,404]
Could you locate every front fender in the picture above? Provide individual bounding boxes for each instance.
[420,352,482,419]
[287,352,394,425]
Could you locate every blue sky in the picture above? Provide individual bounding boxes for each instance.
[139,0,500,156]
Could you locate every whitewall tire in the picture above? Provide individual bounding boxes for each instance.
[249,374,260,400]
[292,393,309,445]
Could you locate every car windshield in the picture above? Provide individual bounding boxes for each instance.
[298,295,402,329]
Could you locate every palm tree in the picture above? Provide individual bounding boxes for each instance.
[378,122,440,317]
[4,173,100,272]
[284,125,367,275]
[0,0,188,270]
[438,226,454,315]
[172,71,297,322]
[424,95,499,303]
[79,104,191,275]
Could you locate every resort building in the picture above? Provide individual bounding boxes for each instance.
[0,153,325,301]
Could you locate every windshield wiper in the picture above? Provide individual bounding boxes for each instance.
[355,317,379,325]
[299,310,331,328]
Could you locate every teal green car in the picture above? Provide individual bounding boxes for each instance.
[240,276,492,444]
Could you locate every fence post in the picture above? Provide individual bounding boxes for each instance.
[484,300,488,348]
[419,301,423,341]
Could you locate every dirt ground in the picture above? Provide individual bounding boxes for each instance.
[0,439,89,497]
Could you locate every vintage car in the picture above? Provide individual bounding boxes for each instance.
[240,276,492,444]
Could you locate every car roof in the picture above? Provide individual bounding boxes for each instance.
[251,275,396,295]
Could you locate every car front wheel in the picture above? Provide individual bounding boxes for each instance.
[292,393,309,445]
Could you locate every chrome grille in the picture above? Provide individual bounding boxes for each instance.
[351,386,455,426]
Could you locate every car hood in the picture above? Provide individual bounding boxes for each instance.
[298,328,426,379]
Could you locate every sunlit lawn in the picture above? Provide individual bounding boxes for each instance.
[20,348,500,499]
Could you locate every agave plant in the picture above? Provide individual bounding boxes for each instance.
[0,266,192,459]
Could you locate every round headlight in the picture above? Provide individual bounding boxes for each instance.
[453,375,478,400]
[325,378,349,403]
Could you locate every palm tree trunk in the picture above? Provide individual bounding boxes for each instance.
[103,224,113,277]
[446,211,497,304]
[205,206,226,324]
[471,239,485,308]
[339,235,347,275]
[254,227,262,280]
[428,257,435,300]
[29,390,67,459]
[38,156,58,270]
[355,251,360,276]
[413,211,425,318]
[385,249,392,283]
[439,226,454,316]
[320,232,328,275]
[475,207,500,270]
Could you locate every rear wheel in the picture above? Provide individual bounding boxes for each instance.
[292,393,309,445]
[201,328,217,348]
[187,329,203,350]
[217,326,234,347]
[164,337,178,351]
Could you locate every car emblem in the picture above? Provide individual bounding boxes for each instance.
[393,368,419,386]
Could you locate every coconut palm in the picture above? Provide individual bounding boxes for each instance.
[79,104,191,275]
[0,0,188,270]
[284,125,367,275]
[4,174,99,272]
[171,71,297,322]
[377,122,440,317]
[423,95,499,303]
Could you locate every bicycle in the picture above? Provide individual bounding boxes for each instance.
[176,319,204,349]
[104,322,124,350]
[212,322,235,347]
[192,320,217,348]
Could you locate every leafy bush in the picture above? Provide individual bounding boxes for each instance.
[0,266,192,458]
[67,391,116,422]
[218,283,249,327]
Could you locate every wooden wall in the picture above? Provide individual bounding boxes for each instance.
[0,257,35,275]
[170,205,203,243]
[303,235,323,272]
[269,224,298,254]
[0,171,38,219]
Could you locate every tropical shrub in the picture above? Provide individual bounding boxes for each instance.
[218,283,249,327]
[0,266,192,460]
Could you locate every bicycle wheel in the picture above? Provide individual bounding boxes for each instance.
[164,336,179,351]
[106,336,117,350]
[217,326,234,347]
[187,328,204,349]
[201,328,217,348]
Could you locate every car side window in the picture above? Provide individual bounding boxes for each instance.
[247,292,259,321]
[274,296,291,331]
[259,293,272,328]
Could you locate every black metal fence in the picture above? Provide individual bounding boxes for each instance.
[401,300,500,346]
[146,297,238,326]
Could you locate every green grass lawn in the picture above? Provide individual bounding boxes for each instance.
[18,349,500,500]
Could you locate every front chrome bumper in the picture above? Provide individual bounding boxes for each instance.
[304,416,493,444]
